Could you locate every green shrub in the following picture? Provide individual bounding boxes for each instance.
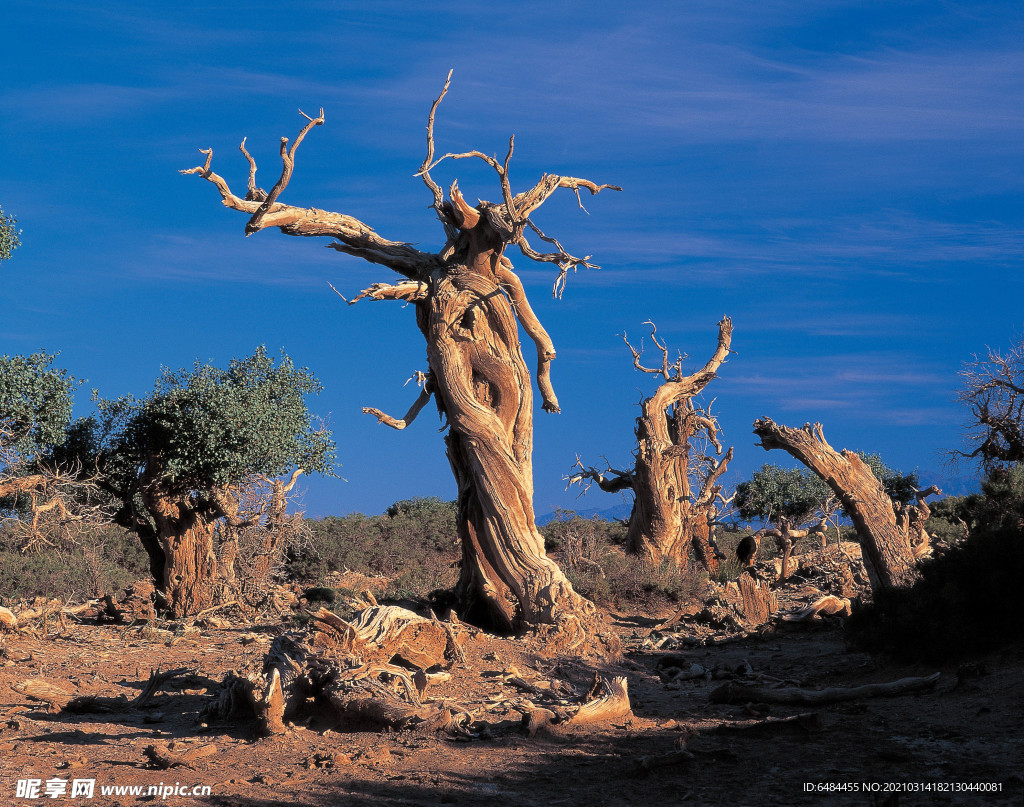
[0,521,149,603]
[541,513,704,610]
[289,497,460,600]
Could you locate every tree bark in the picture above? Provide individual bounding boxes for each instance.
[427,261,596,634]
[752,419,919,592]
[184,84,621,644]
[573,319,733,571]
[139,473,222,618]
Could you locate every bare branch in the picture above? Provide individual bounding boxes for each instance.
[566,457,634,494]
[238,138,267,201]
[329,280,429,305]
[956,336,1024,466]
[695,447,734,510]
[362,387,434,434]
[246,108,325,235]
[183,128,437,280]
[419,69,457,240]
[495,260,559,413]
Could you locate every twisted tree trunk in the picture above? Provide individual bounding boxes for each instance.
[185,74,620,644]
[572,319,733,571]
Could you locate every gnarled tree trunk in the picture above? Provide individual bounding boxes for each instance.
[185,73,620,643]
[139,482,221,618]
[752,418,934,592]
[571,318,734,571]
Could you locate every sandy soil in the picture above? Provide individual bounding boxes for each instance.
[1,597,1022,807]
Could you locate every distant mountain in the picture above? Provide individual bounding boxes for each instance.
[914,468,979,497]
[535,502,633,526]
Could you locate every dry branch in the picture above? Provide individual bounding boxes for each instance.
[710,672,940,705]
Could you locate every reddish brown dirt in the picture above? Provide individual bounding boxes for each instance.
[1,604,1022,807]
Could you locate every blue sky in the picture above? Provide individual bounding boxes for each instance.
[1,1,1021,517]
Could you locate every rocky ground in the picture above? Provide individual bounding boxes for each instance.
[1,553,1021,807]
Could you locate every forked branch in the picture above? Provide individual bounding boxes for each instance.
[567,457,635,494]
[182,113,437,280]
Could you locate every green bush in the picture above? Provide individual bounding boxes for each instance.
[541,513,704,610]
[0,522,149,604]
[289,497,460,600]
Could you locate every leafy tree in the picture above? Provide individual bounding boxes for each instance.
[91,346,335,617]
[736,456,918,529]
[735,464,826,528]
[0,206,21,261]
[0,352,75,466]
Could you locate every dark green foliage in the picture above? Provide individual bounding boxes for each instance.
[0,206,20,261]
[541,513,704,609]
[735,455,919,527]
[290,498,459,600]
[735,465,824,526]
[0,352,76,463]
[95,346,335,496]
[858,452,919,506]
[302,586,337,604]
[850,464,1024,661]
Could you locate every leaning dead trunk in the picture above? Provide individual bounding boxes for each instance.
[752,419,919,591]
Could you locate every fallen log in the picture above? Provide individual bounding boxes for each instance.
[144,743,217,769]
[11,680,73,712]
[780,596,851,622]
[710,672,940,705]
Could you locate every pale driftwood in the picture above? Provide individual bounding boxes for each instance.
[133,667,191,707]
[780,596,852,622]
[144,743,218,770]
[570,319,734,571]
[312,605,454,670]
[710,672,940,705]
[699,712,823,734]
[568,676,631,725]
[208,605,468,736]
[0,607,17,631]
[753,419,923,591]
[15,599,64,623]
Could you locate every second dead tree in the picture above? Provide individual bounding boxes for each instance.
[570,318,734,572]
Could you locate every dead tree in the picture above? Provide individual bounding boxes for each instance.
[569,318,733,571]
[957,335,1024,466]
[184,73,620,641]
[215,470,308,605]
[752,418,939,591]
